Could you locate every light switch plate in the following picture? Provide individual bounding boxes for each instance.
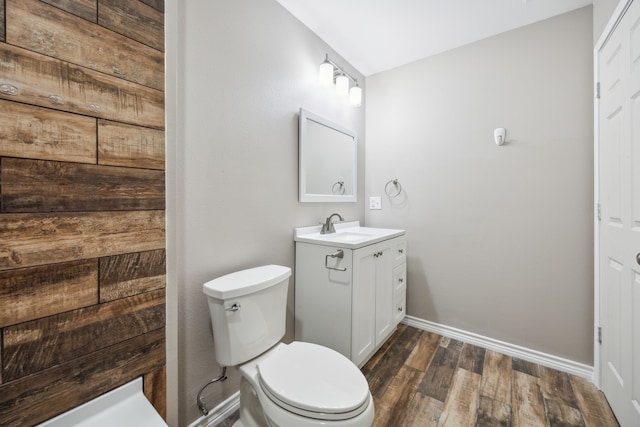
[369,196,382,210]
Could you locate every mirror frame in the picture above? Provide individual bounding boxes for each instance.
[299,108,357,202]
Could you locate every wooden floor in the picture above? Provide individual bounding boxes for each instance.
[219,324,619,426]
[363,324,619,427]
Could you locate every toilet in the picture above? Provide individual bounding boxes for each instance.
[203,265,374,427]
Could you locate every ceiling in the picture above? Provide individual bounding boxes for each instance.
[275,0,593,76]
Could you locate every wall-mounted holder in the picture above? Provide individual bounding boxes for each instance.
[332,181,345,195]
[385,179,402,198]
[494,128,506,146]
[325,250,347,271]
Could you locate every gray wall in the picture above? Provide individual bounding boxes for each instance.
[168,0,365,424]
[593,0,621,44]
[365,7,594,364]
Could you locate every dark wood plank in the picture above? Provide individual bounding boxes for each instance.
[476,395,512,427]
[0,43,164,129]
[0,210,165,270]
[0,99,96,164]
[458,343,486,375]
[371,396,392,427]
[384,365,426,425]
[1,158,165,212]
[40,0,97,22]
[436,368,481,427]
[539,365,579,408]
[362,324,407,376]
[544,398,585,427]
[7,0,164,90]
[400,392,443,427]
[3,289,165,381]
[98,120,165,170]
[98,0,163,51]
[439,336,464,351]
[418,345,462,402]
[100,249,166,302]
[0,0,5,41]
[405,330,440,371]
[0,328,165,427]
[144,367,167,420]
[139,0,164,13]
[480,350,512,405]
[512,371,547,427]
[0,260,98,328]
[368,326,421,398]
[512,357,539,377]
[570,375,620,427]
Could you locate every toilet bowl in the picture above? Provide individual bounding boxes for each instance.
[240,342,374,427]
[203,265,374,427]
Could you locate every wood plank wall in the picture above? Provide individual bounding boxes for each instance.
[0,0,166,425]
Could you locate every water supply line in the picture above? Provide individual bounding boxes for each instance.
[196,366,228,416]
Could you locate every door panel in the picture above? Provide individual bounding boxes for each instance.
[599,1,640,425]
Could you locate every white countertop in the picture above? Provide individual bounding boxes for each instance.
[294,221,405,249]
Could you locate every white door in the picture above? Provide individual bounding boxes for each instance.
[598,1,640,425]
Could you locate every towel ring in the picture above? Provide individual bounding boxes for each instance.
[332,181,345,195]
[385,179,402,198]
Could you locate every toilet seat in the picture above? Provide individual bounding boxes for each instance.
[257,342,370,421]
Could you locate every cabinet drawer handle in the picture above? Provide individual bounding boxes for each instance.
[325,250,347,272]
[398,249,404,254]
[398,278,404,283]
[397,306,403,312]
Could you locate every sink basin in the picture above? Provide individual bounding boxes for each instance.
[333,232,375,241]
[294,221,405,249]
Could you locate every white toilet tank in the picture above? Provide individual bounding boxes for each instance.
[203,265,291,366]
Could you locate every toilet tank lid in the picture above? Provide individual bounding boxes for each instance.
[203,265,291,300]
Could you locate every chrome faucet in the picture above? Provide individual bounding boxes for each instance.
[321,213,344,234]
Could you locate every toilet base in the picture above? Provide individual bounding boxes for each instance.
[235,378,270,427]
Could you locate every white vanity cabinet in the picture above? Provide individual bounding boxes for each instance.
[294,223,406,367]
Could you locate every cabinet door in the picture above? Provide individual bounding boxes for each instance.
[351,245,377,367]
[374,245,394,346]
[295,243,353,359]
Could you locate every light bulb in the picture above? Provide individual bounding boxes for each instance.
[318,61,333,86]
[349,85,362,106]
[336,74,349,97]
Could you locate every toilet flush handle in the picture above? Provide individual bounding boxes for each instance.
[225,303,241,312]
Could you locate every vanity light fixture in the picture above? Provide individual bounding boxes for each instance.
[335,74,349,97]
[318,54,362,107]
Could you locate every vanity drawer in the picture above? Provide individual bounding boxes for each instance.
[393,240,406,266]
[392,264,406,295]
[393,290,406,326]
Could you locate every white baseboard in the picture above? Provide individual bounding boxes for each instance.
[187,391,240,427]
[402,315,594,381]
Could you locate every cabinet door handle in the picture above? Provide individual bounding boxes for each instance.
[398,278,404,283]
[398,249,404,254]
[325,250,347,271]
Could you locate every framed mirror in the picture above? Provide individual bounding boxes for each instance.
[299,108,357,202]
